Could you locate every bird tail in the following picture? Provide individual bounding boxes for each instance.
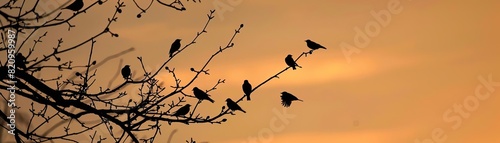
[292,66,296,70]
[241,109,247,113]
[281,101,290,107]
[246,94,251,101]
[208,98,215,103]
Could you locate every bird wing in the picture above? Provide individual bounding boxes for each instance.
[311,41,324,48]
[285,57,295,66]
[281,99,292,107]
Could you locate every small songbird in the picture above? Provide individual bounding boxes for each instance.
[280,91,303,107]
[226,98,246,113]
[121,65,131,80]
[193,87,215,103]
[173,104,191,117]
[285,54,300,70]
[64,0,84,12]
[15,53,27,70]
[305,39,327,50]
[169,39,181,57]
[242,80,252,101]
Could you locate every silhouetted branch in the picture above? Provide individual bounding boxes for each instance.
[0,1,320,142]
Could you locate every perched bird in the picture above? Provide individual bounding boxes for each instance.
[15,53,27,70]
[63,0,84,12]
[226,98,246,113]
[242,80,253,101]
[173,104,191,117]
[285,54,300,70]
[169,39,181,57]
[305,39,327,50]
[193,87,215,103]
[121,65,131,80]
[280,91,303,107]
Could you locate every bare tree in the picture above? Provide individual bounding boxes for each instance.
[0,0,322,143]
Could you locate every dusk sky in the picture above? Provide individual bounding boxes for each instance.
[2,0,500,142]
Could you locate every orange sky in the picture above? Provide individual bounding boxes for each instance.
[3,0,500,142]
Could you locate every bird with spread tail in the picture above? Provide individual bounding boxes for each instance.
[193,87,215,103]
[226,98,246,113]
[280,91,303,107]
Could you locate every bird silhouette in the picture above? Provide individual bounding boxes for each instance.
[226,98,246,113]
[121,65,131,80]
[193,87,215,103]
[63,0,84,12]
[280,91,303,107]
[173,104,191,117]
[15,53,27,70]
[305,39,327,50]
[242,80,252,101]
[285,54,300,70]
[169,39,181,57]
